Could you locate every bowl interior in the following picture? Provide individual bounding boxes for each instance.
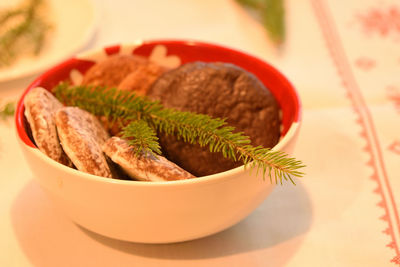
[16,40,301,150]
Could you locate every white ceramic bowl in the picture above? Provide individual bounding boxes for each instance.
[16,40,301,243]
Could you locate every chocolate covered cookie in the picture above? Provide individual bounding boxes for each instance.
[148,62,280,176]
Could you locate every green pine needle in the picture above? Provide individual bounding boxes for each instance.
[53,83,304,184]
[121,120,162,157]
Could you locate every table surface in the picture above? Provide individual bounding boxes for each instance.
[1,0,399,266]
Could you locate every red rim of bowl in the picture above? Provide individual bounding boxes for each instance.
[16,39,301,154]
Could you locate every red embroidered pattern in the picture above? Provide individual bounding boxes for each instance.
[356,5,400,38]
[389,140,400,155]
[355,57,376,71]
[387,86,400,157]
[312,0,400,265]
[387,85,400,113]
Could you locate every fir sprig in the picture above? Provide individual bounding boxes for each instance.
[0,0,51,67]
[53,83,304,184]
[236,0,285,46]
[121,120,162,156]
[0,101,15,120]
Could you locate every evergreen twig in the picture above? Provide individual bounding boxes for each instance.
[0,101,15,120]
[236,0,285,46]
[0,0,51,67]
[53,83,305,184]
[121,120,162,156]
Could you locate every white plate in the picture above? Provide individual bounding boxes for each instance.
[0,0,99,83]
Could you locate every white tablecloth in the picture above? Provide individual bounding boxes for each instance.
[1,0,399,266]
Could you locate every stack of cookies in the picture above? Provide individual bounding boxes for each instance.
[24,54,281,181]
[24,86,194,181]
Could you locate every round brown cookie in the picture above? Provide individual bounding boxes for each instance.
[103,137,195,182]
[24,87,73,166]
[55,106,113,178]
[147,62,281,176]
[81,54,148,88]
[117,62,167,96]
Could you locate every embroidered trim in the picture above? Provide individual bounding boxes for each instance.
[312,0,400,264]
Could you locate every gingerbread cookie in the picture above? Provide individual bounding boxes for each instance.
[103,136,195,181]
[148,62,281,176]
[55,106,113,177]
[82,54,161,90]
[24,87,73,166]
[117,62,166,95]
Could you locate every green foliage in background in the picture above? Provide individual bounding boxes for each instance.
[236,0,285,46]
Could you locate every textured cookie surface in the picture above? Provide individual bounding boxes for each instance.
[55,107,112,177]
[117,62,166,95]
[82,54,151,88]
[103,137,195,181]
[24,87,72,166]
[147,62,281,176]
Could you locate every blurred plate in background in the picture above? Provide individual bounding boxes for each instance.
[0,0,99,83]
